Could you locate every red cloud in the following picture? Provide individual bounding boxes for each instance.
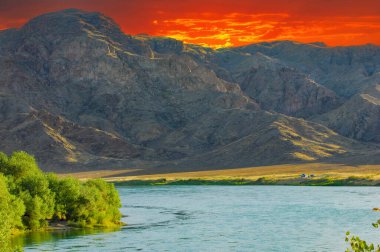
[1,0,380,47]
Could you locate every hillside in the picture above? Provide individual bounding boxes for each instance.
[0,9,379,172]
[315,85,380,143]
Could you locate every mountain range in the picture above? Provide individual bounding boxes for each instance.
[0,9,379,173]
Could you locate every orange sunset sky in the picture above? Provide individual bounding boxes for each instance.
[0,0,380,48]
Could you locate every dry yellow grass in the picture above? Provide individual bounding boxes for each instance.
[61,163,380,182]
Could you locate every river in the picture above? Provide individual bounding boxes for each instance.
[19,186,380,251]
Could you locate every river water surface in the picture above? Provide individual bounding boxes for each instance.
[19,186,380,251]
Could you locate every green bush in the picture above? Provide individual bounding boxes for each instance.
[0,151,41,180]
[0,151,122,236]
[0,174,25,250]
[47,174,81,221]
[70,179,122,227]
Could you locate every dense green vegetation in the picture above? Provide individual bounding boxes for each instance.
[0,151,122,250]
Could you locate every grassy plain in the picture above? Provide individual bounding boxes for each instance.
[60,162,380,186]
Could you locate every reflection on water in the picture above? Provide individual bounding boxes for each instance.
[19,186,380,251]
[12,227,121,249]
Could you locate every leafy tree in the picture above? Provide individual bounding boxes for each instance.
[0,151,41,180]
[0,150,122,242]
[0,152,8,170]
[16,174,55,230]
[70,179,122,227]
[0,174,25,250]
[47,174,81,220]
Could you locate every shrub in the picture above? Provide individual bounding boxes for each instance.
[0,151,122,234]
[47,174,81,221]
[0,174,25,248]
[345,221,380,252]
[4,173,55,230]
[70,179,122,227]
[0,151,41,180]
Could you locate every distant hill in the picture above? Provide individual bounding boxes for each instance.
[315,85,380,142]
[0,9,379,172]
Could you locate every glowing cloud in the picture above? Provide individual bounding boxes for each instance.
[1,0,380,48]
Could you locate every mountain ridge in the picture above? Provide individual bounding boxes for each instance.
[0,9,379,172]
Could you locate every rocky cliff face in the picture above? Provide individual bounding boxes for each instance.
[186,40,380,145]
[0,9,379,172]
[207,52,341,117]
[315,85,380,143]
[215,41,380,98]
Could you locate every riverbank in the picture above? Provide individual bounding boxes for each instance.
[60,162,380,186]
[111,176,378,186]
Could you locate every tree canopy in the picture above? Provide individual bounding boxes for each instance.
[0,151,122,250]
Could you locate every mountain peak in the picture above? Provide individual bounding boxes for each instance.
[20,9,122,37]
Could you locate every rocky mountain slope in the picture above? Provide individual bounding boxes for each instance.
[207,52,341,117]
[0,9,379,172]
[210,41,380,99]
[315,85,380,143]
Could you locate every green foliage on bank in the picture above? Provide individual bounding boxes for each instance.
[0,151,122,250]
[345,220,380,252]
